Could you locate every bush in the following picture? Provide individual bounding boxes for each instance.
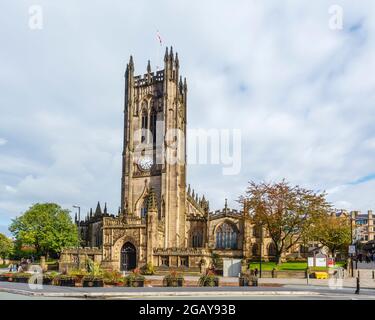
[163,271,184,287]
[103,270,124,285]
[199,271,219,287]
[142,262,155,275]
[82,275,104,281]
[12,272,31,278]
[126,268,145,287]
[68,269,88,277]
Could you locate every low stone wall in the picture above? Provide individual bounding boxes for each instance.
[257,270,307,278]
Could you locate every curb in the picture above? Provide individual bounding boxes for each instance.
[0,287,324,298]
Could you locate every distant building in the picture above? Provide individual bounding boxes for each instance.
[336,210,374,243]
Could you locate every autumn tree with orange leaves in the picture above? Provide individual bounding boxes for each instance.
[239,180,332,265]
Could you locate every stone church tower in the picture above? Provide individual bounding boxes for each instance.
[121,47,187,249]
[60,48,306,273]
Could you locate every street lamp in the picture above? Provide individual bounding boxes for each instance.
[73,205,81,269]
[348,211,355,277]
[259,224,263,278]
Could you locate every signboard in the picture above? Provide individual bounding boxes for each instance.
[348,245,356,254]
[308,257,314,267]
[328,258,335,268]
[315,257,327,267]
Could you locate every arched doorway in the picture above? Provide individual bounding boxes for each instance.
[120,242,136,271]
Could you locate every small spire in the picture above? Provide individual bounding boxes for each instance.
[169,46,174,60]
[95,202,102,216]
[224,198,228,212]
[202,195,206,202]
[129,55,134,67]
[183,77,187,90]
[195,193,198,202]
[188,184,191,195]
[164,47,169,61]
[175,52,179,67]
[147,60,151,73]
[104,202,107,214]
[192,189,195,198]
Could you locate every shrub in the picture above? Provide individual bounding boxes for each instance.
[142,262,155,275]
[68,269,88,277]
[103,270,124,285]
[199,271,219,287]
[163,271,184,287]
[85,257,103,277]
[82,275,104,281]
[126,268,145,286]
[12,272,31,278]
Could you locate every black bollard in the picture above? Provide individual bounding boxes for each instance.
[355,275,360,294]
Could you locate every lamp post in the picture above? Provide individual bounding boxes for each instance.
[259,224,263,278]
[73,205,81,269]
[349,211,355,277]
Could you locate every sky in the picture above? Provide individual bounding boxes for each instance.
[1,0,375,236]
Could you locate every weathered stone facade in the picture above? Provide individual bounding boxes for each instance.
[60,49,306,273]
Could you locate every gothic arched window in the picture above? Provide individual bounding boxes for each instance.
[141,108,148,143]
[268,242,276,256]
[252,244,258,256]
[215,223,237,249]
[150,109,157,146]
[192,230,203,248]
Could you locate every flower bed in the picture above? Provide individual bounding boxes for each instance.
[0,273,13,282]
[103,270,125,286]
[163,271,184,287]
[126,268,145,287]
[12,273,31,283]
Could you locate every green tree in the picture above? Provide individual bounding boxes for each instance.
[240,180,332,265]
[9,203,78,258]
[308,214,351,257]
[0,233,14,259]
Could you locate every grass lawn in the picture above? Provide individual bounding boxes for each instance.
[249,261,347,271]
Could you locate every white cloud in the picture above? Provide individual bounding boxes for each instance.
[1,0,375,233]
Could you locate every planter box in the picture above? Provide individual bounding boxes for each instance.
[59,279,76,287]
[127,279,144,287]
[15,276,31,283]
[164,278,184,287]
[200,278,219,287]
[239,277,249,286]
[0,275,10,282]
[42,278,54,285]
[83,279,104,287]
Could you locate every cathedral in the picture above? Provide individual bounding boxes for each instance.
[60,48,305,273]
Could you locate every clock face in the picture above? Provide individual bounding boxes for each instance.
[138,156,153,171]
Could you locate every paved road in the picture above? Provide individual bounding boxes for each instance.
[0,292,78,300]
[1,281,375,300]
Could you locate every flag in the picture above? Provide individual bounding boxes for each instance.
[156,30,163,45]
